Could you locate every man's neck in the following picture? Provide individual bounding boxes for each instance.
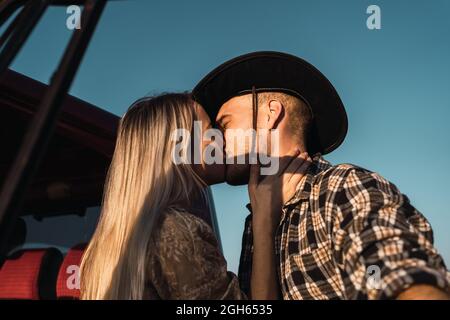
[275,136,307,159]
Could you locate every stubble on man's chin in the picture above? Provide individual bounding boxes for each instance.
[225,164,250,186]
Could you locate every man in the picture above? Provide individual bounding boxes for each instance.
[192,51,450,300]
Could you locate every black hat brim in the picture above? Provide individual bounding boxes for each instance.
[192,51,348,155]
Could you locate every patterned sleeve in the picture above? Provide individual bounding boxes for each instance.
[149,211,247,300]
[332,167,450,299]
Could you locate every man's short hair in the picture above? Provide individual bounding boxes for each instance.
[257,91,312,146]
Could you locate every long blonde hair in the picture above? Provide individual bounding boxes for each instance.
[80,93,205,299]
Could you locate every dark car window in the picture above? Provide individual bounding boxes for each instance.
[9,207,100,255]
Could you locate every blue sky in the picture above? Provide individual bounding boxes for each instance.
[6,0,450,273]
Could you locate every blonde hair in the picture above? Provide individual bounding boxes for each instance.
[80,93,205,299]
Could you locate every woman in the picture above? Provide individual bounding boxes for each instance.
[80,93,309,299]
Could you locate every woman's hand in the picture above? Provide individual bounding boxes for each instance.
[248,148,311,300]
[248,148,311,233]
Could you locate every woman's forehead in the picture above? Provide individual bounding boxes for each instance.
[194,102,211,122]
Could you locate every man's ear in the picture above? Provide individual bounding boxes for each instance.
[265,99,284,130]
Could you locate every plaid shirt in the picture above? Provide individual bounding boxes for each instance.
[238,154,450,299]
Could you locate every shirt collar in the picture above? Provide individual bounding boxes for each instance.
[283,153,331,206]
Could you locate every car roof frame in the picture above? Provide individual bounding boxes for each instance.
[0,0,107,259]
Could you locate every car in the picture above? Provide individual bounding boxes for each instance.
[0,58,220,299]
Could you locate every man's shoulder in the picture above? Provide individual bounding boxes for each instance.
[314,161,401,198]
[317,162,374,180]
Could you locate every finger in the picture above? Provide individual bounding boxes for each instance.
[249,162,261,188]
[249,129,260,188]
[277,148,302,177]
